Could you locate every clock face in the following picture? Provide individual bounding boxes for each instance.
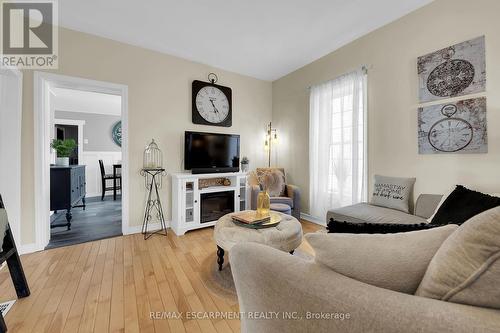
[428,117,473,152]
[195,86,230,124]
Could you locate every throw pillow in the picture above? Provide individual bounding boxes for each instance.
[306,225,458,294]
[416,206,500,309]
[431,185,500,225]
[370,175,416,213]
[256,168,286,197]
[427,187,500,223]
[426,187,454,222]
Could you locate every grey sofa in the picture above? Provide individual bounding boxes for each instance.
[230,231,500,333]
[250,168,301,219]
[327,193,443,225]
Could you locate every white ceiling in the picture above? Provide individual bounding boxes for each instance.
[59,0,433,81]
[53,87,121,116]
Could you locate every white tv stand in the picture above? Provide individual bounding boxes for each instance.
[171,172,248,235]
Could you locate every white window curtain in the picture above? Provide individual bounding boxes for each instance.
[309,68,367,221]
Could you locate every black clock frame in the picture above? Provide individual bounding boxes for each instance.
[192,80,232,127]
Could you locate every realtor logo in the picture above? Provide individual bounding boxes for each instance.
[1,0,58,68]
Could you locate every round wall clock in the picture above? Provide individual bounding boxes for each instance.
[428,104,473,152]
[112,121,122,147]
[192,73,232,127]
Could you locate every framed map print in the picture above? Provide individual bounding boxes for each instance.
[417,36,486,103]
[418,97,487,154]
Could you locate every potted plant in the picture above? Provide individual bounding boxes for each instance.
[240,156,250,172]
[51,139,76,166]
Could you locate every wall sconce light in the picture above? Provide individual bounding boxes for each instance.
[265,122,278,167]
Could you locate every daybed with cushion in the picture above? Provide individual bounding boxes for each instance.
[230,206,500,333]
[327,175,443,227]
[328,183,500,234]
[327,193,442,225]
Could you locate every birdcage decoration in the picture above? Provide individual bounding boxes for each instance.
[143,139,163,170]
[141,139,166,190]
[140,139,168,239]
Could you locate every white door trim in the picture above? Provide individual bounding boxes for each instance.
[0,67,22,248]
[34,72,129,252]
[54,118,86,164]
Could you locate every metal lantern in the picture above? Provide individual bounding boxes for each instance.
[143,139,163,170]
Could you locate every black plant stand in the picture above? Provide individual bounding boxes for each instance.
[140,168,168,240]
[0,202,30,333]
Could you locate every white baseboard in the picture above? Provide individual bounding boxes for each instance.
[19,242,45,255]
[300,213,326,226]
[124,221,171,235]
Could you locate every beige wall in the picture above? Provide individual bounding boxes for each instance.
[272,0,500,215]
[20,28,272,245]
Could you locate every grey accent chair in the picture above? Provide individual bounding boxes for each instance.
[250,168,301,219]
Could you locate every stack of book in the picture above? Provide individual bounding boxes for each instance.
[232,211,270,225]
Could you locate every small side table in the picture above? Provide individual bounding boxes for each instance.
[140,168,168,239]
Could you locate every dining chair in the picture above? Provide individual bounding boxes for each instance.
[98,160,121,200]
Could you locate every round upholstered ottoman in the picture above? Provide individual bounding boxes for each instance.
[213,211,303,270]
[270,203,292,215]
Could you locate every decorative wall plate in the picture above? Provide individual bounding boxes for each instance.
[112,121,122,147]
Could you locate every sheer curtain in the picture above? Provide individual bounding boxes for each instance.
[309,68,367,221]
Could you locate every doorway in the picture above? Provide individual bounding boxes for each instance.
[34,72,129,251]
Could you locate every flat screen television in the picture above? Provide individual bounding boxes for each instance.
[184,131,240,174]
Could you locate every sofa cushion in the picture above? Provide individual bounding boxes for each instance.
[431,185,500,225]
[306,225,458,294]
[327,203,428,226]
[270,196,293,208]
[416,206,500,309]
[371,175,416,213]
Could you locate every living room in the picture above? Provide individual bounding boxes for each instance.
[0,0,499,332]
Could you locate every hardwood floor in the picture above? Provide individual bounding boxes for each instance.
[0,220,322,333]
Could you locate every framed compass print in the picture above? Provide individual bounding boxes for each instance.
[417,36,486,103]
[418,97,487,154]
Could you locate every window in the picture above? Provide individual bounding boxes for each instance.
[309,68,367,220]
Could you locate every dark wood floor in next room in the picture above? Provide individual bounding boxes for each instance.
[47,196,122,249]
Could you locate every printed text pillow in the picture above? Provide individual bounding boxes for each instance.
[371,175,416,213]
